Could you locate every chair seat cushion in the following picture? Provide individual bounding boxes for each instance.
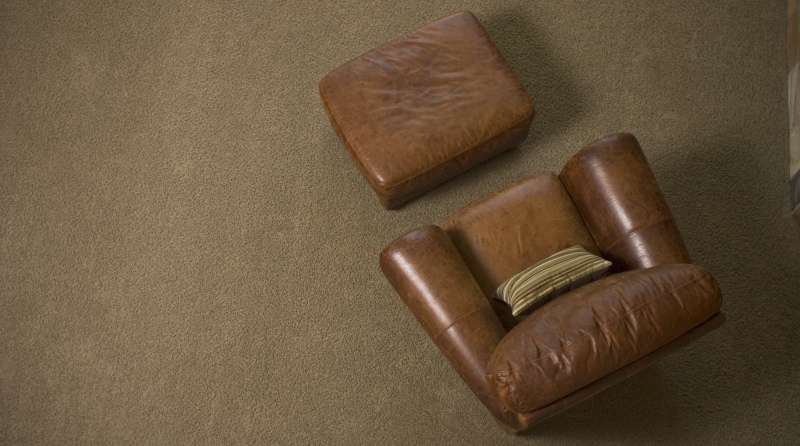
[485,264,723,413]
[319,11,534,209]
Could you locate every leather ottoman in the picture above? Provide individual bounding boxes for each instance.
[319,11,535,209]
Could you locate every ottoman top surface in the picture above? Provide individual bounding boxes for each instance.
[319,11,534,190]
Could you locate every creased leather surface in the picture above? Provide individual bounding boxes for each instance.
[486,264,723,413]
[560,133,691,270]
[505,312,725,432]
[320,11,534,208]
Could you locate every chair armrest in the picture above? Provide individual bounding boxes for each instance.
[559,133,690,271]
[486,264,722,413]
[379,225,518,426]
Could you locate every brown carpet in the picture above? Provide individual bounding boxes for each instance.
[2,1,798,444]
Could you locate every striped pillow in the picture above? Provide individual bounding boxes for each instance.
[494,246,612,316]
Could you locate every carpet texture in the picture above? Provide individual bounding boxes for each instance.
[2,1,798,444]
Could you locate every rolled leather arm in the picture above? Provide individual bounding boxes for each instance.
[379,225,520,427]
[559,133,690,271]
[486,263,723,413]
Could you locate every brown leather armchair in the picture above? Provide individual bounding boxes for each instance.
[380,133,725,433]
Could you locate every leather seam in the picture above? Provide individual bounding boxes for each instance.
[433,306,493,341]
[602,216,674,253]
[488,270,709,378]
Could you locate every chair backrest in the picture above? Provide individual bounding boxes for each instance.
[443,172,600,328]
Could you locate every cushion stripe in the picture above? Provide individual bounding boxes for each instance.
[494,246,612,316]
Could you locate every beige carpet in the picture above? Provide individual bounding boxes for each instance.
[2,1,798,444]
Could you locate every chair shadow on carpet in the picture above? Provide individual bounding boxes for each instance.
[482,9,586,148]
[520,366,682,441]
[654,135,800,430]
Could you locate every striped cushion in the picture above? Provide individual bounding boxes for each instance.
[494,246,612,316]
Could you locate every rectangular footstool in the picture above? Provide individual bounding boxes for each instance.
[319,11,535,209]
